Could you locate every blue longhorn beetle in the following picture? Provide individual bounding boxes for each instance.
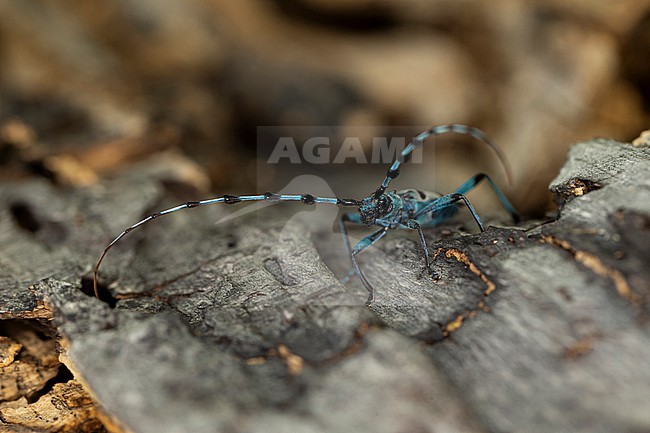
[94,124,519,305]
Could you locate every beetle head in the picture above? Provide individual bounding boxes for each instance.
[359,194,392,225]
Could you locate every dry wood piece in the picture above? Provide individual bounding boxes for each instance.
[1,136,649,432]
[0,323,59,402]
[0,380,106,433]
[11,137,643,433]
[0,322,106,433]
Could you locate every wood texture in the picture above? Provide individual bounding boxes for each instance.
[1,137,649,432]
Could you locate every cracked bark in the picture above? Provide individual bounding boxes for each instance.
[1,137,649,433]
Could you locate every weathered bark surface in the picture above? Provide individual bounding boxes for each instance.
[1,138,650,433]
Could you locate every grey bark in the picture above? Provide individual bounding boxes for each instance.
[1,139,649,433]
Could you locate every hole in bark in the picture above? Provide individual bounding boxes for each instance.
[80,275,118,308]
[9,202,41,233]
[9,201,69,243]
[226,235,238,248]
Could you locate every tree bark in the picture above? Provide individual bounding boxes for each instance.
[1,138,649,433]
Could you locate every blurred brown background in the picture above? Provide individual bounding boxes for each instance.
[1,0,649,216]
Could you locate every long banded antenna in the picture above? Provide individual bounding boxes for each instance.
[93,193,361,298]
[373,124,513,199]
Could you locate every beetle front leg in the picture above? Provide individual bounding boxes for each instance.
[404,219,437,280]
[340,213,387,306]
